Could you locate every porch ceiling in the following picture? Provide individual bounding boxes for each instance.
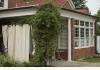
[0,6,96,22]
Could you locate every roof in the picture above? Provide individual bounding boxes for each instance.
[0,6,96,18]
[10,0,75,9]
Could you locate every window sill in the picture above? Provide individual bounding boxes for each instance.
[75,46,94,49]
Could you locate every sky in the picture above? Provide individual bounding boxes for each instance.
[86,0,100,15]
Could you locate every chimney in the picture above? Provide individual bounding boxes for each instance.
[76,8,90,14]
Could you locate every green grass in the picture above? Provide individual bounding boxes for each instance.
[81,56,100,63]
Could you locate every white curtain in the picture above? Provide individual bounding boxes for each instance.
[14,24,30,62]
[8,25,16,59]
[2,24,30,62]
[2,25,8,52]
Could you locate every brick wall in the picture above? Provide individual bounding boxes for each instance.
[72,47,96,60]
[8,0,17,8]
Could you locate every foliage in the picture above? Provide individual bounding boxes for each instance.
[72,0,87,8]
[14,16,34,25]
[97,9,100,22]
[0,53,19,67]
[96,24,100,36]
[96,9,100,35]
[31,3,61,66]
[0,53,34,67]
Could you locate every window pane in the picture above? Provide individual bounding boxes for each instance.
[80,28,84,46]
[90,22,93,27]
[86,22,89,26]
[80,21,84,26]
[75,28,79,37]
[86,29,89,46]
[75,28,79,47]
[90,29,93,45]
[75,20,79,25]
[75,38,79,47]
[86,29,89,37]
[80,28,84,37]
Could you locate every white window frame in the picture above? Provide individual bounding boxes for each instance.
[74,19,94,49]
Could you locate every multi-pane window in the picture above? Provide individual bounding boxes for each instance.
[74,19,94,48]
[0,0,4,7]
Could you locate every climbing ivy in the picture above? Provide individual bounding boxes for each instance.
[31,3,61,66]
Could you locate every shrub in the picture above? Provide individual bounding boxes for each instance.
[0,53,33,67]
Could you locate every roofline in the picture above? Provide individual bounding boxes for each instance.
[61,8,96,18]
[0,6,96,18]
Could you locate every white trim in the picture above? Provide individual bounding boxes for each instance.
[0,7,95,23]
[60,10,95,22]
[75,46,93,49]
[68,18,72,62]
[79,20,81,48]
[0,8,37,19]
[4,0,8,9]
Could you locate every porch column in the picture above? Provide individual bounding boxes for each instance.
[68,18,72,62]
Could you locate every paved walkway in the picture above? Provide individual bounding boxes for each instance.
[51,60,100,67]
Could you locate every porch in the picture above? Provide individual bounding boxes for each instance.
[0,6,96,62]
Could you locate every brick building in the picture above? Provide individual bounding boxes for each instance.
[0,0,96,62]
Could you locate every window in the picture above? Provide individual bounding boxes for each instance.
[0,0,4,7]
[86,22,89,26]
[80,28,84,46]
[75,28,79,47]
[74,20,94,48]
[90,22,93,27]
[86,29,89,46]
[80,21,84,26]
[75,20,79,25]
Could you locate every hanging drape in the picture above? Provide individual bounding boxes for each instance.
[2,24,30,62]
[2,25,8,52]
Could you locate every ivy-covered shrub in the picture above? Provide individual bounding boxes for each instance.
[32,3,61,66]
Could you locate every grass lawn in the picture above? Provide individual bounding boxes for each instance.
[80,56,100,63]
